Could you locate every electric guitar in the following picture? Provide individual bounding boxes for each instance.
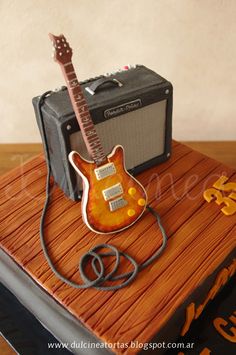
[49,33,147,234]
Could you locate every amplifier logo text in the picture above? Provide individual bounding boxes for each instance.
[104,99,142,119]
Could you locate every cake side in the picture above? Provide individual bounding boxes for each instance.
[145,251,235,354]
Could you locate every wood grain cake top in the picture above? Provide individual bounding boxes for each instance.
[0,141,235,354]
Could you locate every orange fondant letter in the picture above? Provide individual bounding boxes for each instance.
[181,303,195,336]
[213,317,236,343]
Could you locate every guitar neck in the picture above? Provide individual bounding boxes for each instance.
[60,61,106,165]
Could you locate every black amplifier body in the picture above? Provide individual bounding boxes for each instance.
[33,65,173,201]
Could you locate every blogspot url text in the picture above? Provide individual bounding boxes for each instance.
[48,340,195,351]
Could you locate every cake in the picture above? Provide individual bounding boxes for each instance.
[0,141,235,354]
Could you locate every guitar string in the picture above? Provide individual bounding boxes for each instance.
[37,91,168,291]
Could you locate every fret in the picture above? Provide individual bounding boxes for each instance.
[75,99,86,107]
[75,104,87,111]
[80,111,91,122]
[76,107,88,116]
[92,150,104,159]
[73,91,84,99]
[93,149,105,158]
[92,145,103,152]
[64,61,72,67]
[75,103,85,110]
[94,151,104,157]
[96,158,106,165]
[74,93,83,101]
[80,112,90,119]
[92,149,103,158]
[81,116,90,123]
[61,61,106,164]
[93,147,105,155]
[75,97,86,103]
[75,100,86,106]
[82,120,92,127]
[85,128,97,137]
[82,120,93,127]
[87,137,98,144]
[95,153,106,161]
[69,84,79,90]
[77,106,87,114]
[71,84,81,90]
[92,145,104,153]
[90,140,102,149]
[68,78,79,86]
[86,130,96,137]
[75,104,87,113]
[85,131,96,139]
[82,121,94,131]
[64,64,74,71]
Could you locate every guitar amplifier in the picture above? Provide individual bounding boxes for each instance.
[33,65,173,201]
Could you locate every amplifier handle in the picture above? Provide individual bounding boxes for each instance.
[85,77,123,95]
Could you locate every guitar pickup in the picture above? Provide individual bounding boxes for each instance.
[109,197,127,212]
[94,163,116,180]
[102,183,123,201]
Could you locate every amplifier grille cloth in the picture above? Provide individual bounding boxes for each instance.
[70,100,167,189]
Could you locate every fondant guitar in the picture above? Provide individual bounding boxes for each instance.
[49,33,147,234]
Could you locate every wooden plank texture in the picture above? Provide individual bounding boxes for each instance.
[0,141,236,176]
[0,141,235,354]
[183,141,236,169]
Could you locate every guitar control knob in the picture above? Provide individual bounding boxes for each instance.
[138,198,146,206]
[128,187,136,196]
[127,209,135,217]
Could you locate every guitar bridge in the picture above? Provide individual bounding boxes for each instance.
[109,197,127,212]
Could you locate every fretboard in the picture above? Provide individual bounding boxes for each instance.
[61,61,107,165]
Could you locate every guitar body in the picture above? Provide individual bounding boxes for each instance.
[69,145,147,234]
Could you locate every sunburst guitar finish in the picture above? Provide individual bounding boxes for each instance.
[50,33,147,234]
[69,145,147,234]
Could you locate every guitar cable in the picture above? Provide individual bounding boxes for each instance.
[37,91,168,291]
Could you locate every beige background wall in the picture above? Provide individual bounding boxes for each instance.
[0,0,235,143]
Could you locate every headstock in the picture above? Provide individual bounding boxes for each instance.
[49,33,72,64]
